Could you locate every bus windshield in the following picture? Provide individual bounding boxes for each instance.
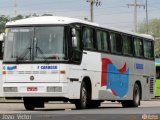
[4,26,68,62]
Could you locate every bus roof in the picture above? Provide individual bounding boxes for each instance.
[6,16,154,40]
[6,16,99,27]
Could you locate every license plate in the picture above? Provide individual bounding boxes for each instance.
[27,87,38,91]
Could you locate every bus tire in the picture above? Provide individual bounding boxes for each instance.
[75,82,88,109]
[122,83,140,108]
[23,98,35,110]
[132,83,141,107]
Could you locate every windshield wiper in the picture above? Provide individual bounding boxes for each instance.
[16,46,32,61]
[35,38,48,62]
[35,46,48,62]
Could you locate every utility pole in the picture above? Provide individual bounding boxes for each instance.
[146,0,149,33]
[86,0,101,22]
[127,0,145,32]
[14,0,17,16]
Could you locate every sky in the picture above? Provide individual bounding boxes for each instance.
[0,0,160,31]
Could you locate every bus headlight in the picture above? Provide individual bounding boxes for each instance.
[4,87,18,92]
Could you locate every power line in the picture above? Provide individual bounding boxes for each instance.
[146,0,149,33]
[127,0,145,32]
[14,0,17,16]
[86,0,102,22]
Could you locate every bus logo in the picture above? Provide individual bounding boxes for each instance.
[30,76,34,81]
[7,66,17,71]
[37,66,58,70]
[135,63,143,70]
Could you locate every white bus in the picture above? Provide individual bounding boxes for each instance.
[3,16,155,110]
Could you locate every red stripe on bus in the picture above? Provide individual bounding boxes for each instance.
[118,63,127,74]
[101,58,112,86]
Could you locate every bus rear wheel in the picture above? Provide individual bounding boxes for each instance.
[75,82,88,109]
[122,83,140,108]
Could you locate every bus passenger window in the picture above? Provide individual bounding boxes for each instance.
[144,40,153,59]
[110,32,122,53]
[97,30,102,51]
[134,38,143,57]
[83,27,95,50]
[122,35,133,55]
[102,32,109,52]
[96,30,109,52]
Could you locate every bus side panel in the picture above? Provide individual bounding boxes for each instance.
[81,51,102,100]
[99,54,134,100]
[98,54,155,101]
[141,60,155,100]
[69,51,102,100]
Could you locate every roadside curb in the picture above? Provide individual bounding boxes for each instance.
[152,97,160,101]
[0,98,23,103]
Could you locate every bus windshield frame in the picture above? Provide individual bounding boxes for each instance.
[3,26,69,63]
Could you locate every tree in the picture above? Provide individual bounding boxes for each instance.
[0,13,51,35]
[0,14,27,34]
[0,15,10,33]
[138,19,160,56]
[32,13,39,17]
[11,14,24,21]
[42,14,53,16]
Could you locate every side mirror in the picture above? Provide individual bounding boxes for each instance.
[72,28,76,36]
[71,28,77,48]
[72,36,77,48]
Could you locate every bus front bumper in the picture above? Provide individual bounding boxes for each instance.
[3,83,70,97]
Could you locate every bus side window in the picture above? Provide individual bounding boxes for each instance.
[143,40,153,59]
[83,27,95,50]
[96,30,103,51]
[97,30,109,52]
[110,32,122,53]
[102,31,109,52]
[134,38,144,57]
[122,35,133,56]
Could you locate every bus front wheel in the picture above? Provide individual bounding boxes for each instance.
[122,83,140,108]
[23,98,35,110]
[75,82,88,109]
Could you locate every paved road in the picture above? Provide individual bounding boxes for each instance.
[0,100,159,120]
